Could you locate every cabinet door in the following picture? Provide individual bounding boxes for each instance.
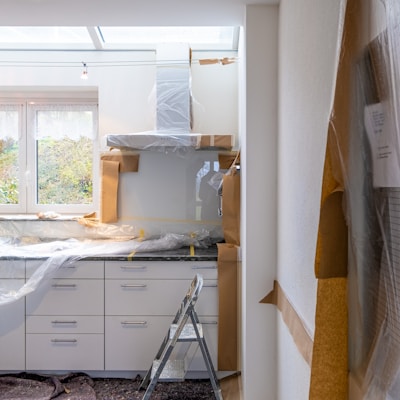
[105,316,171,370]
[0,279,25,370]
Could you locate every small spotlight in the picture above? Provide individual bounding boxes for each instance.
[81,62,88,80]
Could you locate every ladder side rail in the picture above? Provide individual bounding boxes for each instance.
[189,310,223,400]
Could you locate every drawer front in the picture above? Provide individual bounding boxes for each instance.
[26,279,104,316]
[105,315,172,370]
[26,334,104,370]
[105,316,218,372]
[105,279,218,316]
[26,316,104,334]
[0,292,25,370]
[26,260,104,279]
[186,317,218,371]
[105,261,218,280]
[0,260,25,279]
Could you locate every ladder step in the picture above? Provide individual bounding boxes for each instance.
[169,323,203,340]
[152,359,186,381]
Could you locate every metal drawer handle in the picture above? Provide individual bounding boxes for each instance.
[120,284,147,288]
[51,320,77,324]
[51,284,77,288]
[51,339,77,343]
[191,265,217,270]
[200,321,218,325]
[203,284,218,288]
[120,265,147,270]
[121,321,147,325]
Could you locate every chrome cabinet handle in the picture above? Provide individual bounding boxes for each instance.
[191,265,217,270]
[200,321,218,325]
[51,284,77,288]
[51,320,77,324]
[121,321,147,325]
[51,339,77,343]
[120,284,147,288]
[203,284,218,288]
[120,265,147,270]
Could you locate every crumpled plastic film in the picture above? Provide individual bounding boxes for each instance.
[327,0,400,398]
[0,230,215,307]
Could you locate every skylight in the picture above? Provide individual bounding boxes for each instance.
[0,26,239,51]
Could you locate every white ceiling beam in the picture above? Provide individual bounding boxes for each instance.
[86,27,104,50]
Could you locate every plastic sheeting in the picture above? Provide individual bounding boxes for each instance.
[106,132,235,152]
[0,230,214,307]
[326,0,400,398]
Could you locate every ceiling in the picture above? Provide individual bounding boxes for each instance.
[0,0,279,27]
[0,26,240,51]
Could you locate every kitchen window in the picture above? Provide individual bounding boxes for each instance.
[0,98,98,215]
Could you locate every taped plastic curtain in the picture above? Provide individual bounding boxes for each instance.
[320,0,400,398]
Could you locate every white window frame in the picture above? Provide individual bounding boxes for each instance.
[0,96,98,215]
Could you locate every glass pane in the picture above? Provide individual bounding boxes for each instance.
[0,109,19,205]
[99,26,236,49]
[0,27,92,44]
[35,109,94,205]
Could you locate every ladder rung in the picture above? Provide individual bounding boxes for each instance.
[152,359,186,381]
[169,323,203,340]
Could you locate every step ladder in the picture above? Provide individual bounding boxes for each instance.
[139,273,223,400]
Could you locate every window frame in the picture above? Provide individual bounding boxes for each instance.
[0,96,99,215]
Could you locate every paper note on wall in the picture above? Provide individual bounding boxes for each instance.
[364,102,400,187]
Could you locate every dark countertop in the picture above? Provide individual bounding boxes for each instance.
[1,245,219,262]
[88,245,218,261]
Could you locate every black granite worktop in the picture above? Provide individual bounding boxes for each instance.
[87,245,218,261]
[0,245,219,262]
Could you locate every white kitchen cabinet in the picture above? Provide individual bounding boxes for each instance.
[0,260,25,370]
[104,260,218,372]
[25,260,105,371]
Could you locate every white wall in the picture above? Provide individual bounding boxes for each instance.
[0,50,238,236]
[243,5,278,399]
[278,0,345,398]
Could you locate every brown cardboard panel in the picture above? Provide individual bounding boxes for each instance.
[309,278,348,400]
[220,372,242,400]
[261,280,313,366]
[101,153,139,172]
[217,243,239,371]
[199,134,234,150]
[219,152,241,170]
[222,170,240,245]
[100,160,119,223]
[315,190,348,279]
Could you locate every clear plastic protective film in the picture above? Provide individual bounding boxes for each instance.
[331,1,400,398]
[0,229,214,307]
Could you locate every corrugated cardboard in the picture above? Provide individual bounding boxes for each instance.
[217,243,239,371]
[100,154,140,223]
[198,134,234,150]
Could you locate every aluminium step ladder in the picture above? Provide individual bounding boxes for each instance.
[139,273,223,400]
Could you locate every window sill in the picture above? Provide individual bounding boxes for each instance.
[0,214,85,221]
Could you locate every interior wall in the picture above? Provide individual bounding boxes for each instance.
[277,0,345,398]
[0,50,238,236]
[243,5,278,399]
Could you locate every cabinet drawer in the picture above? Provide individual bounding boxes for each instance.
[26,260,104,279]
[105,315,172,370]
[0,289,25,370]
[26,334,104,370]
[105,279,218,316]
[26,279,104,316]
[26,316,104,334]
[105,316,218,372]
[105,261,217,280]
[0,260,25,279]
